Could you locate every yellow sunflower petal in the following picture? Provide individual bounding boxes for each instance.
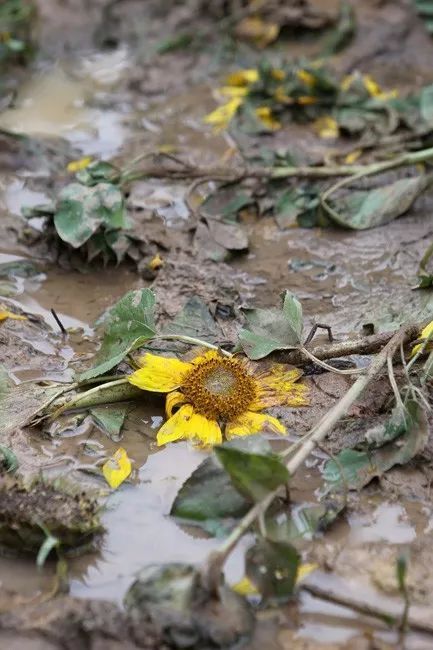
[411,320,433,357]
[226,410,286,439]
[66,156,93,173]
[313,115,339,139]
[203,97,243,131]
[157,404,194,445]
[165,390,187,418]
[128,353,192,393]
[297,69,316,87]
[0,310,26,322]
[102,447,132,489]
[157,404,222,446]
[255,106,281,131]
[225,69,259,87]
[254,366,308,409]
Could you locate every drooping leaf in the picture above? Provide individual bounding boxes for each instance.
[54,182,127,248]
[102,447,132,489]
[80,289,156,380]
[322,402,428,490]
[215,438,289,502]
[170,456,250,536]
[238,290,303,359]
[246,538,300,602]
[163,296,219,344]
[90,405,128,441]
[326,174,432,230]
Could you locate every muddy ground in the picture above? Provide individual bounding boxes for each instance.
[1,0,433,648]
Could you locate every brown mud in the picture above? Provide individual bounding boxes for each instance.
[1,0,433,648]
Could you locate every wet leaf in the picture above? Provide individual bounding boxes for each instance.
[0,366,65,435]
[420,83,433,126]
[90,405,128,441]
[102,447,132,489]
[0,445,18,473]
[321,2,355,55]
[239,290,303,359]
[322,402,428,490]
[170,456,249,536]
[221,193,253,218]
[206,217,249,251]
[75,160,120,186]
[163,296,219,344]
[246,538,300,602]
[327,174,432,229]
[54,182,127,248]
[80,288,156,380]
[215,439,289,502]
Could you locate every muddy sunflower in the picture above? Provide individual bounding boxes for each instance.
[128,350,308,446]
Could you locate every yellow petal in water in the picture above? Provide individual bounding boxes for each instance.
[102,448,132,489]
[67,156,93,173]
[0,310,27,322]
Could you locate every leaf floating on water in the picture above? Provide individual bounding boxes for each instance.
[102,447,132,489]
[246,537,300,602]
[90,405,128,442]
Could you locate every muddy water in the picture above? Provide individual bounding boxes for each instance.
[1,43,433,649]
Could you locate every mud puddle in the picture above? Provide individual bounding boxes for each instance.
[1,4,433,648]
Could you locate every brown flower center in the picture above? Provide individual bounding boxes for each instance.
[181,356,257,421]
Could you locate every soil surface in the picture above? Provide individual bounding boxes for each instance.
[1,0,433,648]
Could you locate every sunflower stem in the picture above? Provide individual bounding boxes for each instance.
[48,378,131,420]
[152,334,232,356]
[204,321,416,591]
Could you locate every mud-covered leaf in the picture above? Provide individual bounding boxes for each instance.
[102,447,132,489]
[239,290,303,359]
[327,175,431,229]
[90,405,128,441]
[170,456,249,536]
[80,288,156,380]
[246,538,300,602]
[54,182,126,248]
[0,367,66,435]
[206,217,249,251]
[215,440,289,502]
[163,296,219,344]
[323,403,428,490]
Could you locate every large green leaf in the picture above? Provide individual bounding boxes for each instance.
[327,174,431,230]
[80,289,156,380]
[215,439,290,502]
[162,296,219,344]
[246,538,300,602]
[54,182,126,248]
[238,290,303,360]
[90,405,128,441]
[170,456,249,536]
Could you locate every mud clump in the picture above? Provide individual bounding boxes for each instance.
[0,476,103,557]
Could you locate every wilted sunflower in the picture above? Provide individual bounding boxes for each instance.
[128,350,308,446]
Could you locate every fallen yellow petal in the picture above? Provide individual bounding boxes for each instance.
[297,562,318,582]
[255,106,281,131]
[225,69,259,87]
[66,156,93,173]
[203,97,243,131]
[313,115,339,139]
[362,74,382,97]
[344,149,362,165]
[102,448,132,489]
[219,86,249,98]
[411,320,433,357]
[340,73,355,92]
[297,95,317,106]
[235,16,279,48]
[297,69,316,87]
[0,310,27,322]
[148,254,164,271]
[232,563,317,596]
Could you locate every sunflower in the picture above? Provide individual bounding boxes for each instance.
[127,350,308,446]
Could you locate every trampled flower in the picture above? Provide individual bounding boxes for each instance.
[128,350,308,446]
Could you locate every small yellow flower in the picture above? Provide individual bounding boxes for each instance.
[204,97,243,131]
[313,115,339,139]
[297,69,316,87]
[67,156,93,173]
[225,69,259,87]
[128,350,308,446]
[255,106,281,131]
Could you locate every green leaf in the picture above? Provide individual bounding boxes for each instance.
[54,182,126,248]
[75,161,120,186]
[170,456,249,536]
[0,445,18,473]
[327,174,431,230]
[323,402,428,490]
[420,84,433,125]
[396,553,408,593]
[80,289,156,380]
[215,439,289,502]
[246,538,300,602]
[221,193,254,218]
[90,405,128,441]
[238,290,303,359]
[163,296,219,344]
[321,2,356,55]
